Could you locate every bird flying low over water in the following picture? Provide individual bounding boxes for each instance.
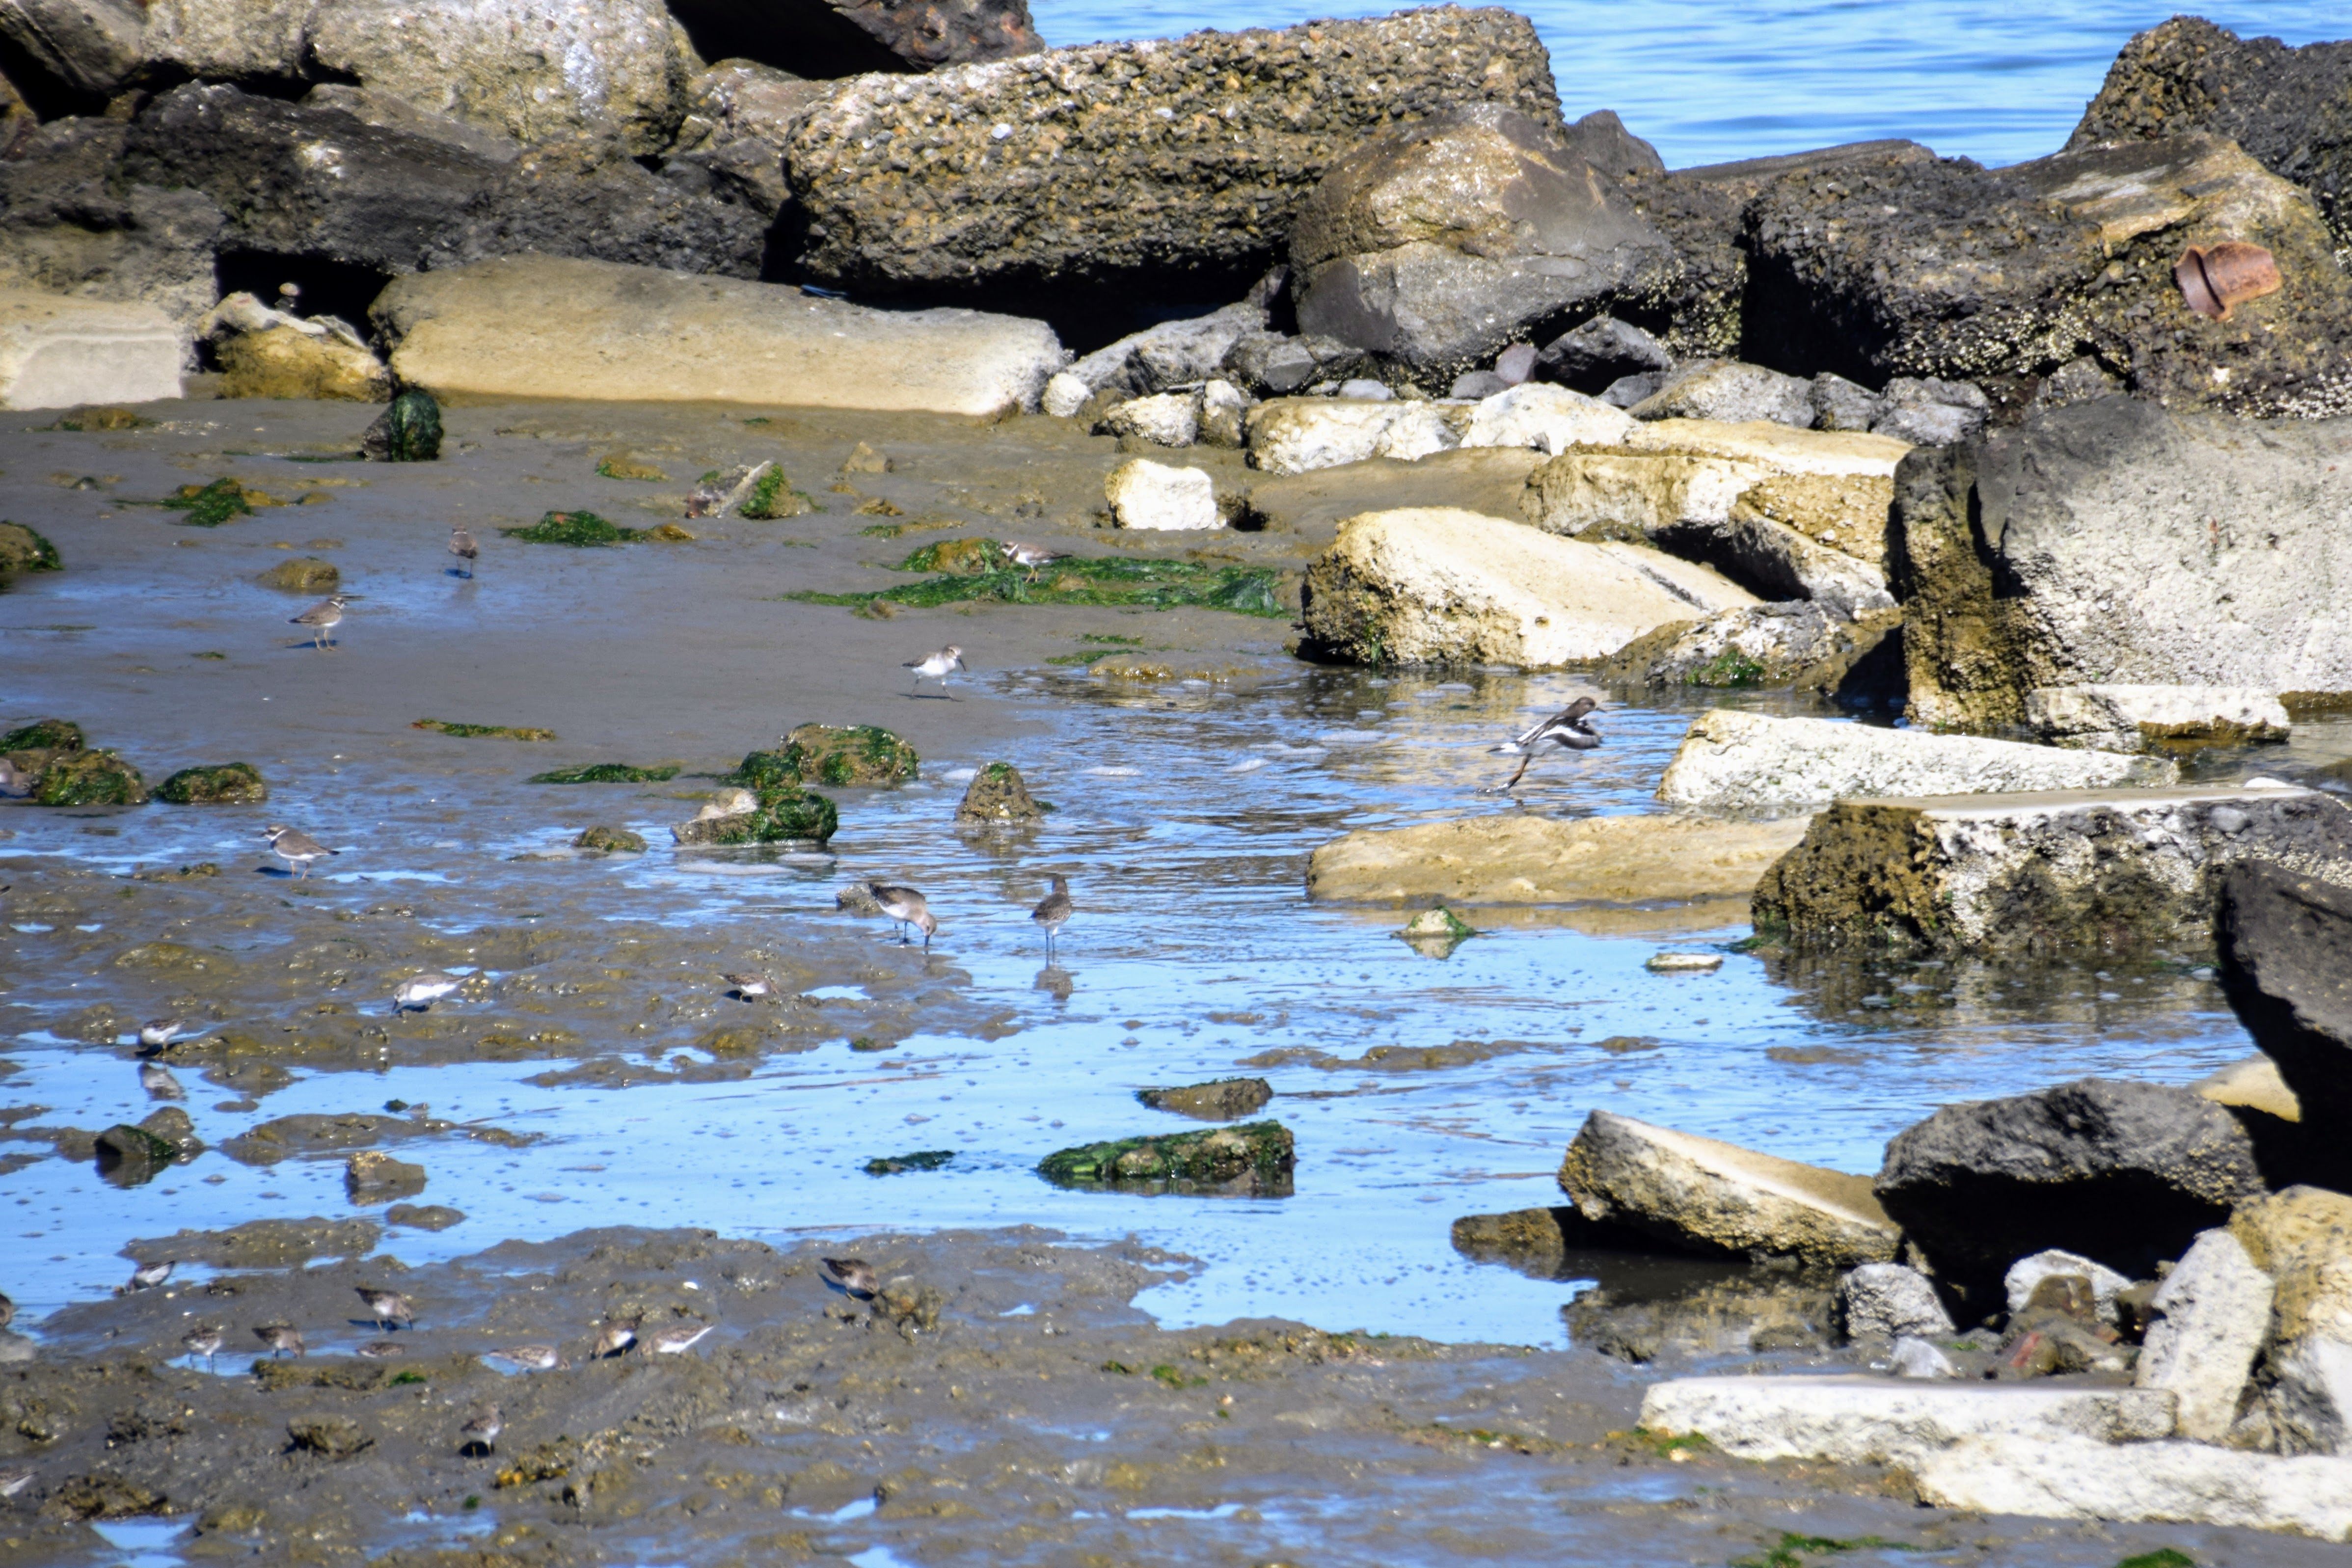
[1485,697,1603,792]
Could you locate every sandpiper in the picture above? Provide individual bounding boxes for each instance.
[1031,874,1073,959]
[647,1323,712,1354]
[592,1315,640,1358]
[356,1339,405,1359]
[903,645,966,698]
[721,972,773,1002]
[391,970,464,1013]
[181,1325,223,1370]
[0,1467,30,1500]
[0,757,28,798]
[448,526,478,579]
[126,1260,173,1292]
[356,1286,415,1331]
[821,1258,879,1299]
[139,1061,185,1101]
[137,1017,192,1051]
[460,1402,502,1455]
[289,593,351,651]
[484,1344,565,1372]
[255,1322,305,1358]
[262,824,338,878]
[1003,541,1067,583]
[1485,696,1603,792]
[868,885,937,948]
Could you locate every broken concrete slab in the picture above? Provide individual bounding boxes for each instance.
[2027,684,2292,753]
[2136,1227,2273,1442]
[1913,1433,2352,1539]
[1557,1109,1899,1268]
[1307,812,1810,907]
[1637,1375,2174,1467]
[0,288,180,409]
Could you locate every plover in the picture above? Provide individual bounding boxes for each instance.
[356,1339,405,1359]
[460,1402,502,1455]
[1485,696,1603,792]
[1003,542,1067,583]
[289,593,351,651]
[1031,874,1073,959]
[356,1286,415,1331]
[868,885,936,948]
[181,1325,223,1370]
[255,1322,305,1358]
[391,970,464,1013]
[0,758,28,798]
[126,1259,173,1292]
[262,824,338,879]
[448,526,478,579]
[137,1017,192,1051]
[721,972,773,1002]
[484,1344,566,1372]
[592,1315,640,1358]
[0,1467,30,1499]
[647,1323,712,1354]
[821,1258,879,1299]
[903,645,966,698]
[139,1061,186,1101]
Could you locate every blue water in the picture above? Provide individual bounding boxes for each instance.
[1027,0,2350,169]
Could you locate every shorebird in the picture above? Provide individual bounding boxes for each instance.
[356,1286,415,1332]
[448,526,478,578]
[647,1323,712,1354]
[139,1061,185,1101]
[484,1344,565,1372]
[262,823,338,878]
[126,1260,172,1292]
[592,1315,640,1358]
[0,1467,30,1499]
[1485,696,1604,792]
[903,645,966,698]
[255,1322,305,1358]
[289,593,350,651]
[137,1017,192,1051]
[181,1325,223,1370]
[1031,874,1073,959]
[460,1402,502,1456]
[0,757,28,798]
[721,972,773,1002]
[391,970,464,1013]
[1003,541,1068,583]
[355,1339,405,1359]
[821,1258,878,1299]
[869,885,936,948]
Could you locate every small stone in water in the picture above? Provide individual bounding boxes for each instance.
[1646,951,1723,973]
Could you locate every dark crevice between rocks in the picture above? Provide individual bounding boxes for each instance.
[214,250,396,344]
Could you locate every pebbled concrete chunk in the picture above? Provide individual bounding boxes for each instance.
[2136,1228,2273,1441]
[1638,1375,2174,1467]
[1915,1433,2352,1538]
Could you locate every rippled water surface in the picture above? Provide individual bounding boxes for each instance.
[1028,0,2349,168]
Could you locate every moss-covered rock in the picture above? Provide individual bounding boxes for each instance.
[412,719,558,741]
[163,477,275,527]
[901,537,1003,576]
[864,1149,956,1174]
[777,724,918,787]
[501,510,640,546]
[573,825,648,852]
[596,452,668,481]
[955,760,1043,825]
[671,784,838,846]
[738,464,812,519]
[0,718,82,752]
[95,1110,200,1184]
[363,389,442,461]
[1398,906,1479,956]
[1039,1121,1295,1194]
[217,324,391,402]
[530,762,681,784]
[32,748,146,806]
[1135,1078,1273,1121]
[158,762,267,805]
[256,557,339,592]
[0,522,61,575]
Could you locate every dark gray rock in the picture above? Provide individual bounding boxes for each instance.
[301,84,523,165]
[1874,1078,2269,1303]
[1220,330,1366,398]
[666,60,828,220]
[1492,341,1537,384]
[1876,375,1990,444]
[2072,16,2352,249]
[1561,108,1663,179]
[1629,357,1812,426]
[1450,370,1510,399]
[667,0,1043,79]
[0,117,225,338]
[1535,313,1671,394]
[1809,372,1881,431]
[1291,101,1671,386]
[1835,1262,1955,1343]
[0,0,141,109]
[1601,370,1664,407]
[2218,864,2352,1131]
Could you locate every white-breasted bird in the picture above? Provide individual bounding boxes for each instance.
[903,645,966,698]
[262,823,338,878]
[448,526,478,578]
[1485,696,1603,792]
[391,970,464,1013]
[868,885,937,948]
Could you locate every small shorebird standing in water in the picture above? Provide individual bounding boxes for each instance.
[448,525,478,578]
[392,970,464,1013]
[138,1017,193,1051]
[869,885,936,947]
[263,824,338,878]
[903,645,965,698]
[289,593,351,651]
[181,1325,223,1371]
[126,1260,172,1292]
[721,972,773,1003]
[1031,874,1073,959]
[139,1060,185,1100]
[460,1403,502,1456]
[1484,696,1604,792]
[1003,541,1067,583]
[255,1322,305,1358]
[822,1258,879,1299]
[356,1286,415,1332]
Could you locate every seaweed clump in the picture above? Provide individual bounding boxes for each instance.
[0,522,61,576]
[158,762,268,804]
[572,826,647,853]
[163,478,278,527]
[1,718,83,752]
[864,1150,955,1174]
[412,719,558,741]
[257,557,339,592]
[528,762,681,784]
[1038,1121,1294,1195]
[501,511,641,547]
[773,725,918,787]
[672,769,838,847]
[49,406,149,431]
[363,389,441,461]
[786,543,1285,618]
[32,748,147,806]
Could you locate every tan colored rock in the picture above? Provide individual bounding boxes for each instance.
[2232,1186,2352,1455]
[0,289,180,410]
[1245,397,1463,476]
[216,324,391,402]
[372,256,1065,417]
[1307,811,1811,906]
[1558,1108,1899,1266]
[1244,446,1544,545]
[2027,684,2292,753]
[1296,507,1757,667]
[2195,1055,2302,1123]
[1105,458,1218,530]
[142,0,316,80]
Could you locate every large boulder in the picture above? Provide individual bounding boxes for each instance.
[1743,132,2352,416]
[1873,1078,2270,1300]
[1306,811,1810,907]
[0,287,179,408]
[1657,709,2171,811]
[2230,1187,2352,1457]
[2217,862,2352,1132]
[1753,781,2352,955]
[371,256,1065,415]
[668,0,1038,79]
[1893,400,2352,731]
[781,7,1563,310]
[1296,507,1756,667]
[0,0,142,105]
[1287,102,1671,386]
[1596,601,1903,704]
[2072,18,2352,254]
[1558,1109,1899,1268]
[0,120,224,341]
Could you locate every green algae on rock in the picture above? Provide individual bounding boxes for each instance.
[0,718,82,752]
[529,762,682,784]
[572,825,648,852]
[1398,905,1479,956]
[776,724,918,787]
[158,762,268,805]
[955,760,1044,826]
[739,465,813,519]
[257,557,339,592]
[47,406,149,431]
[865,1149,956,1174]
[500,510,643,546]
[412,719,558,741]
[162,477,267,527]
[671,784,839,847]
[1135,1078,1274,1121]
[789,552,1287,618]
[595,451,668,481]
[1039,1120,1295,1195]
[32,748,147,806]
[0,521,61,575]
[363,389,442,461]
